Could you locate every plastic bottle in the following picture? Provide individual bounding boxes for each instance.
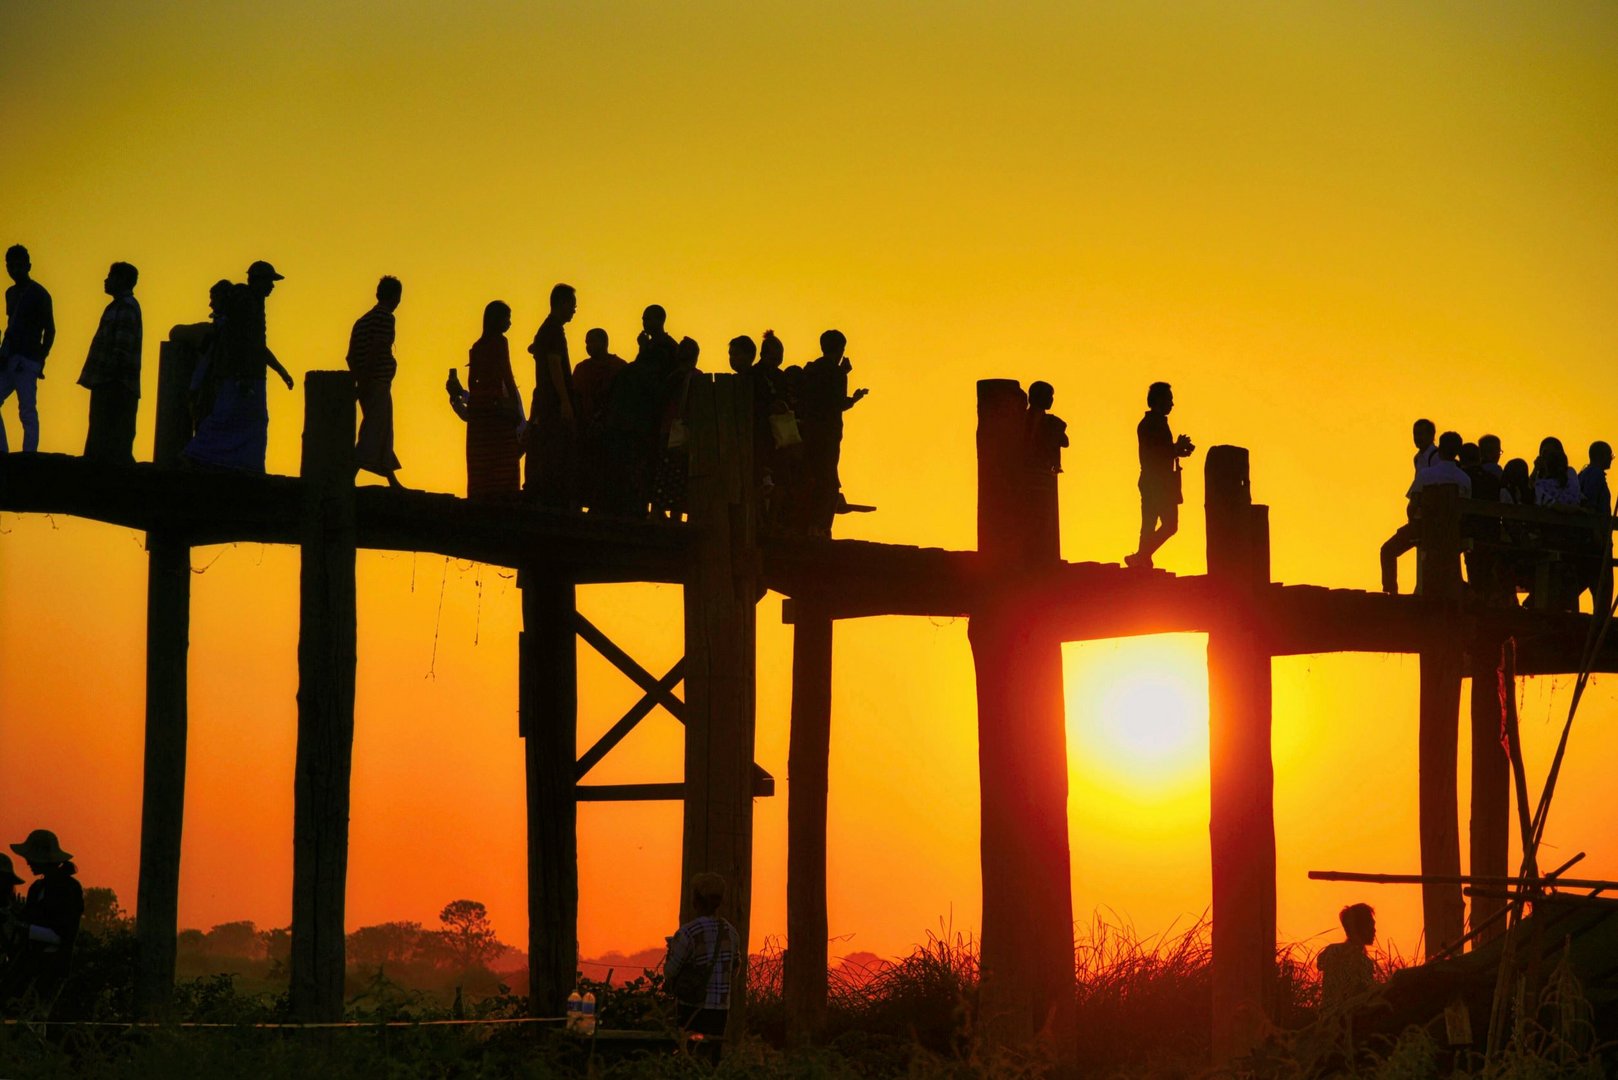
[566,989,582,1032]
[580,990,597,1035]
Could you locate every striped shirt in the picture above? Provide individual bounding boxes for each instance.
[77,294,142,394]
[346,305,396,385]
[665,916,741,1009]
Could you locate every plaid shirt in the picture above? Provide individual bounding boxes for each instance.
[665,916,741,1009]
[77,294,142,394]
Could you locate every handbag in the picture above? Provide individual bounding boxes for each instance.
[770,410,803,449]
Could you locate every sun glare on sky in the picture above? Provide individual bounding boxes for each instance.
[1066,636,1210,794]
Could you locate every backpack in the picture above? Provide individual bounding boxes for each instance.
[668,919,725,1003]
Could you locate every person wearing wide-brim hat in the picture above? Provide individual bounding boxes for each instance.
[1,830,83,1003]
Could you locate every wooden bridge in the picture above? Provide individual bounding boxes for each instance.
[1,340,1613,1061]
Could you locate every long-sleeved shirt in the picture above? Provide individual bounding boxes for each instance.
[664,915,741,1009]
[346,305,397,385]
[77,294,143,394]
[22,868,83,953]
[1579,465,1612,516]
[2,279,55,367]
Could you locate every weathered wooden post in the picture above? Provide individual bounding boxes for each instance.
[784,603,833,1046]
[290,371,358,1022]
[1416,483,1465,956]
[969,378,1076,1046]
[680,373,759,1037]
[1468,636,1510,945]
[135,340,194,1015]
[520,574,579,1017]
[1204,446,1277,1061]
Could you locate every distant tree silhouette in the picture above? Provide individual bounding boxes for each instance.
[80,886,132,940]
[347,919,430,970]
[202,920,264,959]
[438,899,501,971]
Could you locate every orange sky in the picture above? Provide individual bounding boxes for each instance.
[3,3,1617,970]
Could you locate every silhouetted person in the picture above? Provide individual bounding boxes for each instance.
[77,262,143,465]
[1463,440,1501,501]
[797,329,868,535]
[1381,430,1470,594]
[524,283,579,508]
[1479,433,1504,480]
[1317,903,1378,1012]
[664,872,742,1061]
[0,245,54,454]
[572,326,626,510]
[651,336,700,520]
[346,275,405,488]
[1026,380,1068,473]
[599,305,679,517]
[185,261,293,473]
[1576,441,1614,610]
[186,280,235,431]
[0,830,82,1009]
[447,300,524,500]
[1532,436,1580,508]
[1502,457,1532,506]
[0,855,23,973]
[1127,381,1194,569]
[1377,419,1442,593]
[755,330,800,528]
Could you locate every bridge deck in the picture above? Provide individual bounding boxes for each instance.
[1,452,1611,675]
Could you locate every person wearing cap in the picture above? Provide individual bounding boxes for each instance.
[0,830,82,1003]
[184,260,294,473]
[346,275,405,488]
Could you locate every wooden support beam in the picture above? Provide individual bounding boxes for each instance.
[520,576,579,1018]
[290,371,358,1022]
[1416,483,1466,958]
[785,611,833,1047]
[134,342,193,1016]
[574,613,686,718]
[1204,446,1277,1063]
[970,379,1076,1048]
[577,776,775,802]
[679,373,760,1039]
[574,659,684,780]
[1468,636,1511,946]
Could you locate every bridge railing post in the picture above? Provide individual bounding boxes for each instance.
[290,371,358,1022]
[135,341,193,1016]
[784,601,832,1047]
[970,378,1076,1049]
[1205,445,1277,1063]
[1416,483,1465,956]
[680,373,759,1041]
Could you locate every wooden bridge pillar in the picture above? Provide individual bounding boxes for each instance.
[135,341,194,1015]
[1204,446,1276,1062]
[1416,484,1465,957]
[290,371,358,1022]
[1468,636,1510,946]
[784,604,833,1046]
[969,378,1076,1047]
[679,374,759,1035]
[520,575,579,1017]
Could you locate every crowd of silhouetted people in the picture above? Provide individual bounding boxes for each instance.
[1,830,83,1017]
[1381,419,1613,609]
[2,248,874,535]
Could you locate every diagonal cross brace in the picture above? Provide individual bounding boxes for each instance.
[571,612,773,790]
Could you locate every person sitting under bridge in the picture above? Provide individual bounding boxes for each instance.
[0,830,83,1013]
[664,872,742,1062]
[1317,902,1379,1014]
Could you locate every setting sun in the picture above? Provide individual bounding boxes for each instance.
[1066,636,1210,792]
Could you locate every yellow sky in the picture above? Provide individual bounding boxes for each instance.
[2,2,1617,966]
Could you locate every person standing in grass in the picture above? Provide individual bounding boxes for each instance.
[664,872,742,1059]
[1316,902,1378,1011]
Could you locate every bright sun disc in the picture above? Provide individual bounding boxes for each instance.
[1066,637,1209,789]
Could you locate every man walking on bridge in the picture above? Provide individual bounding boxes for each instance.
[346,275,405,488]
[77,262,143,464]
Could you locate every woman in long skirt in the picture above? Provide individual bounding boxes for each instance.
[447,301,523,499]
